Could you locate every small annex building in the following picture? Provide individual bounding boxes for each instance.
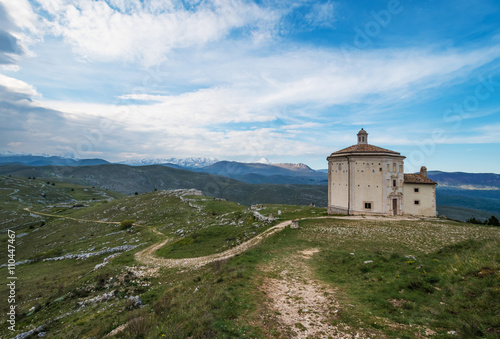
[327,129,437,217]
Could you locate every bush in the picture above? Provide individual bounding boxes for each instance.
[466,217,485,225]
[466,215,500,226]
[120,220,135,229]
[487,215,499,226]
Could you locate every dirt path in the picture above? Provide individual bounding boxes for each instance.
[24,208,123,225]
[25,208,438,270]
[135,214,438,269]
[134,220,292,268]
[259,248,364,338]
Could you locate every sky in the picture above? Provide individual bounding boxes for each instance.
[0,0,499,172]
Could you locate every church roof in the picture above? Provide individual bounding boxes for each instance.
[404,173,437,185]
[329,143,401,156]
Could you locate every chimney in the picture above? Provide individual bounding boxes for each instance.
[420,166,427,177]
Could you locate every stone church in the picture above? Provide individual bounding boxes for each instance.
[327,129,437,217]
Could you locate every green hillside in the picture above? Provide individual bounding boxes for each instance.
[0,164,328,207]
[0,177,499,338]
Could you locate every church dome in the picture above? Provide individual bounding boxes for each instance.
[328,129,403,158]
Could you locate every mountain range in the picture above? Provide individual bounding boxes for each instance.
[119,156,219,168]
[194,160,328,185]
[0,154,498,220]
[0,154,110,167]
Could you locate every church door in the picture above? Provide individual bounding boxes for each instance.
[392,199,398,215]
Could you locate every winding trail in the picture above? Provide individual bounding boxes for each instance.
[24,207,122,225]
[134,214,435,269]
[134,220,292,268]
[25,207,436,270]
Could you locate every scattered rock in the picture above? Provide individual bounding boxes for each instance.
[127,295,142,307]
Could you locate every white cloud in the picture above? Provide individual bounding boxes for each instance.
[304,1,336,28]
[0,0,39,33]
[35,0,279,66]
[1,65,20,72]
[39,43,500,149]
[2,0,499,164]
[0,73,39,97]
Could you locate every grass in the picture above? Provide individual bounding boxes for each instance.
[1,175,499,338]
[315,239,500,336]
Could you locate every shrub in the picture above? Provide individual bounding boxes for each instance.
[487,215,499,226]
[466,217,485,225]
[120,220,135,229]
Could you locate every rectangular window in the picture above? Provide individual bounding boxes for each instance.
[387,164,390,172]
[393,180,396,187]
[399,165,403,173]
[414,200,420,205]
[393,163,396,172]
[364,202,372,209]
[414,188,419,193]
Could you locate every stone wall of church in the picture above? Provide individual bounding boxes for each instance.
[328,158,349,211]
[403,183,437,217]
[328,155,405,216]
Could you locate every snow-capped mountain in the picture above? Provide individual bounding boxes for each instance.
[119,157,219,168]
[255,157,272,165]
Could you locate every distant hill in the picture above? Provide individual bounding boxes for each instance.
[437,205,500,222]
[0,164,327,207]
[197,161,327,185]
[428,171,500,190]
[0,154,110,167]
[0,163,498,218]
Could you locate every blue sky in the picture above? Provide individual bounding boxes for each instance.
[0,0,499,172]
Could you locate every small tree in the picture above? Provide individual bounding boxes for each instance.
[134,192,138,195]
[487,215,499,226]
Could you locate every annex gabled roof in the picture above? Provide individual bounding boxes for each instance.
[404,173,437,185]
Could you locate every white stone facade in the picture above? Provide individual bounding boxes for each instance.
[327,129,437,217]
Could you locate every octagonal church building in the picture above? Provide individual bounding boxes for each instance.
[327,129,437,217]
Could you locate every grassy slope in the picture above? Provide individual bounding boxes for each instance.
[0,164,328,207]
[0,177,499,338]
[0,175,125,232]
[3,164,500,219]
